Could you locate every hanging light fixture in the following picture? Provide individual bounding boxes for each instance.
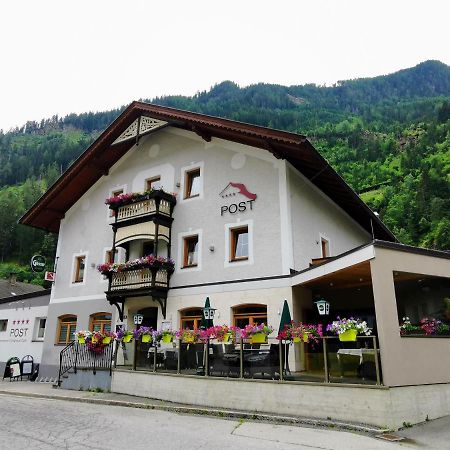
[315,298,330,316]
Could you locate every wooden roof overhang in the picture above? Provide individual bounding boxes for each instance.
[19,102,395,241]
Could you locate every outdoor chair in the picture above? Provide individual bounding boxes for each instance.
[245,344,281,380]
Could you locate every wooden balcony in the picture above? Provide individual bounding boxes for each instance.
[105,262,174,320]
[105,263,173,296]
[116,197,172,222]
[110,190,176,227]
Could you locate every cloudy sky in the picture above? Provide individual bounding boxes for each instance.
[1,0,449,131]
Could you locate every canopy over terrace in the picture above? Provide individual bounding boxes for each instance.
[290,240,450,387]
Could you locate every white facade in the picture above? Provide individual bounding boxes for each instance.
[38,123,372,376]
[0,292,50,376]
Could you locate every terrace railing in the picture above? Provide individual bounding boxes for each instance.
[57,341,116,387]
[117,335,382,386]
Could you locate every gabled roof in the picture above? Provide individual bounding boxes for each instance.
[19,102,395,241]
[0,279,45,299]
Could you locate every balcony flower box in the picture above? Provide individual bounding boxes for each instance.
[97,255,175,276]
[105,189,176,210]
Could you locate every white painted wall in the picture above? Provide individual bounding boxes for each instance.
[0,302,48,366]
[288,164,371,270]
[51,127,285,302]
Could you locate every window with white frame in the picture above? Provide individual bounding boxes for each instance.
[35,318,46,340]
[73,255,86,283]
[145,176,162,191]
[225,221,253,267]
[0,319,7,332]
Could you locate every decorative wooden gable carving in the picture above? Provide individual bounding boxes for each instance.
[112,116,168,145]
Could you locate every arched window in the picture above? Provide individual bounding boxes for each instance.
[180,308,203,329]
[90,313,112,333]
[233,304,267,328]
[56,315,77,345]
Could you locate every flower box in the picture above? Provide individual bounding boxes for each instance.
[338,329,358,342]
[250,332,267,344]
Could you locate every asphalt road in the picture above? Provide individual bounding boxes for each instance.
[0,393,412,450]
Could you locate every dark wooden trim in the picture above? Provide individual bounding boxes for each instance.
[170,273,292,290]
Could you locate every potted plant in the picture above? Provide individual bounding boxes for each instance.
[327,317,371,341]
[177,328,199,344]
[243,323,273,344]
[102,330,116,344]
[153,329,176,344]
[134,326,153,343]
[75,330,91,344]
[117,328,133,343]
[208,325,232,342]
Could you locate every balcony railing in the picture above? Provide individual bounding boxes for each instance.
[116,198,172,222]
[109,266,170,292]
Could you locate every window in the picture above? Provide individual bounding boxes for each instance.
[90,313,112,333]
[146,176,161,191]
[110,188,124,217]
[183,235,198,268]
[35,318,46,340]
[180,308,203,329]
[230,226,249,261]
[56,315,77,344]
[321,237,330,258]
[0,319,7,332]
[74,255,86,283]
[184,168,201,199]
[233,304,267,328]
[106,249,118,264]
[142,241,154,257]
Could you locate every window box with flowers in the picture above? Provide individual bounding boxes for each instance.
[400,317,450,337]
[242,324,273,344]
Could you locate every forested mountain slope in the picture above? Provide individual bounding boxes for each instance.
[1,60,449,283]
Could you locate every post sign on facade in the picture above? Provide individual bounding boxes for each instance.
[219,182,257,216]
[133,314,144,325]
[30,255,46,273]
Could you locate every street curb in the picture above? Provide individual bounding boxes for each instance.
[0,389,390,434]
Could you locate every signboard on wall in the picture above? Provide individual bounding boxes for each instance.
[219,182,257,216]
[30,255,46,273]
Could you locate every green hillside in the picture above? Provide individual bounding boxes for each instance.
[1,60,449,282]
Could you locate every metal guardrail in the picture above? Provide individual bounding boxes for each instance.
[57,341,116,386]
